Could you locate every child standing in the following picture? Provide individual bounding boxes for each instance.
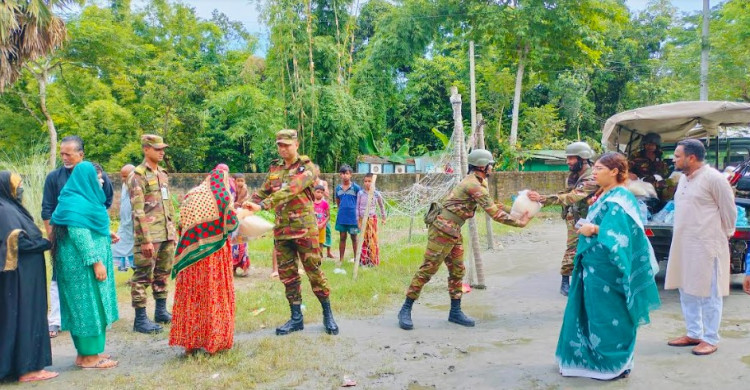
[231,173,250,276]
[334,164,360,268]
[314,185,330,254]
[314,165,335,259]
[356,173,386,267]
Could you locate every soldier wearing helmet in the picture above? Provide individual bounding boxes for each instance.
[628,132,670,194]
[398,149,532,331]
[528,141,599,296]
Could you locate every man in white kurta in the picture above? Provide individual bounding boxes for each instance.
[665,139,737,356]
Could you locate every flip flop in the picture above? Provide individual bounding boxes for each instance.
[76,354,113,367]
[49,330,59,338]
[80,358,118,370]
[18,370,59,382]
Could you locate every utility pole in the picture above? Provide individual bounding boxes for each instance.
[700,0,710,101]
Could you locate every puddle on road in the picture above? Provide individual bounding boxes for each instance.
[493,338,533,348]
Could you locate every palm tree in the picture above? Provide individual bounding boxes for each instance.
[1,0,80,168]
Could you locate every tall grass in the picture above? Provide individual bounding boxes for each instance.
[0,149,50,228]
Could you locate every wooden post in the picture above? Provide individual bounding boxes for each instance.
[477,114,496,251]
[450,86,484,288]
[353,174,377,280]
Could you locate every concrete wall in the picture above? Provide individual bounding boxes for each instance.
[108,171,569,218]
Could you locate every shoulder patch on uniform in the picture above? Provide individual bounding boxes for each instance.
[134,165,146,176]
[298,155,312,164]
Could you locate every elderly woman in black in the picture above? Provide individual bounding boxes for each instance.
[0,171,57,383]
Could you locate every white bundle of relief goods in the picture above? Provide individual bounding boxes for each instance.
[510,190,542,219]
[236,208,274,238]
[626,179,657,199]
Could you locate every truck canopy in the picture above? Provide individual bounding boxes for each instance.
[602,101,750,152]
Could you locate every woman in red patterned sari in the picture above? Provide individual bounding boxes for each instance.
[169,168,239,355]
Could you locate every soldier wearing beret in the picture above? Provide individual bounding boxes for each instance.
[128,134,177,334]
[244,129,339,336]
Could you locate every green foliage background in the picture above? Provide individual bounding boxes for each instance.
[2,0,750,172]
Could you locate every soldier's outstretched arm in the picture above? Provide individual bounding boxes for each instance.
[250,172,274,204]
[543,179,598,206]
[128,173,152,244]
[259,163,316,210]
[470,183,525,227]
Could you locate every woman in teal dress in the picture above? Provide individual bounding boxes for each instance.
[556,152,661,380]
[51,161,119,369]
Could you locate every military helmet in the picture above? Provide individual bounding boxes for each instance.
[642,132,661,147]
[565,141,595,160]
[467,149,495,167]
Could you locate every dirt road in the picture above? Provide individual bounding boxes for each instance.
[31,219,750,389]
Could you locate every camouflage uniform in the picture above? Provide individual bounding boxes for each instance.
[250,155,330,305]
[542,166,598,276]
[128,160,177,309]
[629,149,670,194]
[406,173,524,300]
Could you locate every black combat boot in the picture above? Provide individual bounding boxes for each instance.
[448,298,475,327]
[398,297,415,330]
[276,304,304,335]
[320,299,339,335]
[154,298,172,324]
[560,275,570,297]
[134,307,163,334]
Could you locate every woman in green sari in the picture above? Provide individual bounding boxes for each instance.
[51,162,119,369]
[556,152,661,380]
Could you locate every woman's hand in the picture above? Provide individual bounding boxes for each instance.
[110,232,120,244]
[93,262,107,281]
[577,223,599,237]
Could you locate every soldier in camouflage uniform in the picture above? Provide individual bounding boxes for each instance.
[127,134,177,334]
[398,149,531,331]
[528,141,598,296]
[628,132,670,197]
[244,129,338,336]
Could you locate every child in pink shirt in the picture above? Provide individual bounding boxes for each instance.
[313,185,330,250]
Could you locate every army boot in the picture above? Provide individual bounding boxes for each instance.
[154,298,172,324]
[448,298,475,327]
[276,304,304,335]
[320,299,339,335]
[134,307,163,334]
[560,275,570,296]
[398,297,415,330]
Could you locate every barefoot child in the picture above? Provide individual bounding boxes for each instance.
[231,173,250,276]
[334,164,360,268]
[314,165,335,259]
[356,173,386,267]
[313,185,330,256]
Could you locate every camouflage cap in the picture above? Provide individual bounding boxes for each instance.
[276,129,298,145]
[141,134,168,149]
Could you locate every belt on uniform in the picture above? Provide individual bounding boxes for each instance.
[439,208,466,227]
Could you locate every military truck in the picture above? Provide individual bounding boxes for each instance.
[601,101,750,274]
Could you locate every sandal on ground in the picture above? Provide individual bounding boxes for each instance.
[76,354,113,367]
[269,271,279,279]
[49,330,59,338]
[80,358,118,370]
[19,370,59,382]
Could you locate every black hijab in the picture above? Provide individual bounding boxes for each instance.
[0,171,43,271]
